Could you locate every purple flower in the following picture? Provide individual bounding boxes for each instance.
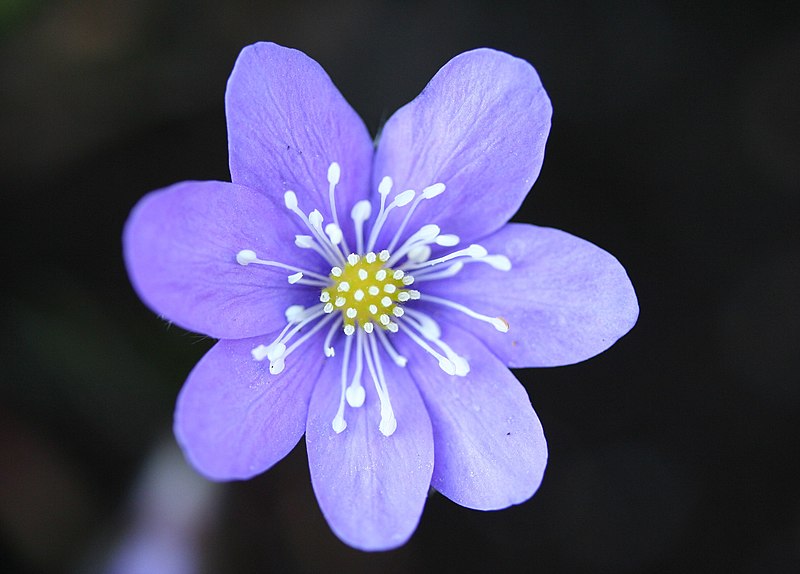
[123,42,638,551]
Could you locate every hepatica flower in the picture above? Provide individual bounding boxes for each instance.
[124,42,638,550]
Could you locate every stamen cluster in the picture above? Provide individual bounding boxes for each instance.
[321,250,419,335]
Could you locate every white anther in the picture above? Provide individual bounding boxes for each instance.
[266,343,286,362]
[283,190,298,210]
[332,416,346,434]
[379,250,390,261]
[398,292,410,302]
[308,209,323,227]
[285,305,305,322]
[466,244,488,258]
[384,284,397,294]
[379,414,397,437]
[320,292,330,302]
[375,269,387,281]
[392,307,404,317]
[344,324,355,336]
[402,275,415,285]
[358,269,368,280]
[325,346,335,358]
[347,253,360,265]
[327,161,341,185]
[387,322,399,333]
[363,322,374,333]
[346,308,357,318]
[379,314,390,325]
[378,176,393,196]
[325,223,343,245]
[288,272,303,284]
[480,254,512,271]
[354,289,365,301]
[435,234,460,247]
[346,384,365,408]
[438,358,456,375]
[365,252,377,263]
[408,290,420,299]
[404,308,441,339]
[393,189,415,207]
[236,249,258,265]
[368,286,380,296]
[381,296,392,307]
[335,297,346,307]
[421,182,446,199]
[295,235,315,249]
[407,245,431,263]
[331,267,343,277]
[369,304,378,314]
[269,358,285,375]
[492,317,510,332]
[415,224,441,242]
[393,270,405,280]
[251,344,270,361]
[323,302,334,313]
[351,200,372,221]
[337,281,350,292]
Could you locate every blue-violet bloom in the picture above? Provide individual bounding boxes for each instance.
[123,42,638,551]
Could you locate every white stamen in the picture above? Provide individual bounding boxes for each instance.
[413,261,464,282]
[346,384,366,408]
[308,209,323,228]
[266,343,286,362]
[378,176,393,197]
[435,234,460,247]
[364,334,397,436]
[251,344,270,361]
[288,272,303,284]
[346,333,365,407]
[407,245,431,263]
[404,308,441,340]
[402,275,415,285]
[399,323,455,375]
[421,293,510,332]
[394,189,415,207]
[327,162,341,185]
[332,332,353,433]
[325,223,343,245]
[375,329,408,367]
[323,317,341,358]
[285,305,305,322]
[392,306,404,317]
[480,254,512,271]
[379,250,390,262]
[421,182,446,199]
[236,249,258,265]
[393,269,405,280]
[351,200,372,254]
[283,190,298,210]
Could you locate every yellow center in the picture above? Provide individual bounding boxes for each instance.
[322,255,411,331]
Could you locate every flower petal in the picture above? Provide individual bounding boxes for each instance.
[372,48,551,246]
[305,346,434,551]
[398,325,547,510]
[124,180,320,339]
[226,42,374,242]
[423,223,639,367]
[174,335,323,480]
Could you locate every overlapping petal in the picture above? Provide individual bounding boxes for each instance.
[226,42,374,245]
[398,326,547,510]
[423,223,639,367]
[372,48,551,247]
[174,335,324,480]
[305,349,434,551]
[123,180,319,339]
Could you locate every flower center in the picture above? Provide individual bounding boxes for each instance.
[320,251,419,336]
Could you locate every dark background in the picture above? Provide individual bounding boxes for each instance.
[2,1,798,572]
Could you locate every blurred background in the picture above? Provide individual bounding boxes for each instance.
[1,0,798,572]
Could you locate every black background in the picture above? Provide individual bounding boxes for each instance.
[2,1,799,572]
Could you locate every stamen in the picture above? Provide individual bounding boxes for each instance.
[412,261,464,282]
[420,293,509,332]
[363,333,397,436]
[235,249,329,281]
[435,234,460,247]
[327,162,350,254]
[332,333,353,434]
[374,328,407,367]
[287,272,303,284]
[386,182,446,253]
[323,316,342,357]
[398,322,456,375]
[346,332,365,407]
[284,305,305,323]
[282,191,344,266]
[402,244,488,271]
[350,200,372,254]
[366,187,416,251]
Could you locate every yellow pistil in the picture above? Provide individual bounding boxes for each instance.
[321,252,415,333]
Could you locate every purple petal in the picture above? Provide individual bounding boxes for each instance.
[174,335,323,480]
[226,42,374,244]
[372,48,551,246]
[398,326,547,510]
[124,180,321,339]
[305,348,434,551]
[423,223,639,367]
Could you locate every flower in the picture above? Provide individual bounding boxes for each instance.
[123,42,638,551]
